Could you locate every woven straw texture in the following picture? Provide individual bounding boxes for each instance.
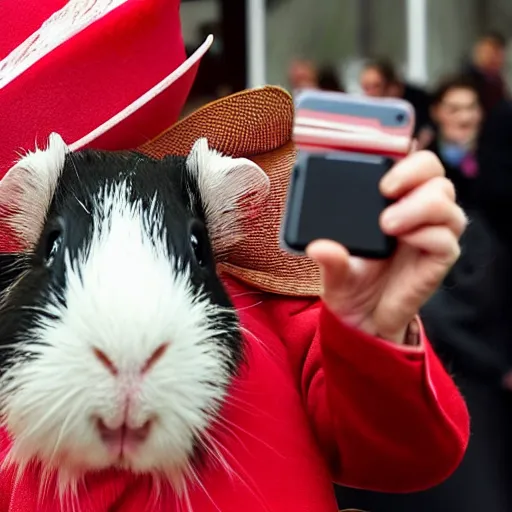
[138,86,322,297]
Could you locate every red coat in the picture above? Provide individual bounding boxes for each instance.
[0,275,469,511]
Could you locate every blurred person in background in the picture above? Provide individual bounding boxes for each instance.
[428,75,483,209]
[463,32,509,116]
[360,57,433,146]
[359,57,396,97]
[287,58,319,92]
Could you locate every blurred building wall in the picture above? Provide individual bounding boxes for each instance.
[265,0,359,87]
[180,0,219,46]
[264,0,512,91]
[179,0,512,93]
[427,0,480,85]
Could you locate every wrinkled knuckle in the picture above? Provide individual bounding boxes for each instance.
[427,193,448,213]
[428,175,455,199]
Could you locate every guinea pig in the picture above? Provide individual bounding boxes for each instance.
[0,134,269,492]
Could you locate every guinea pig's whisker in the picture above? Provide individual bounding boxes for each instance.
[210,414,285,460]
[231,301,263,313]
[15,386,82,442]
[187,464,222,512]
[38,466,54,505]
[0,259,29,273]
[196,432,234,479]
[196,434,261,506]
[72,193,90,215]
[48,396,86,466]
[180,479,194,512]
[206,418,245,454]
[199,430,272,512]
[229,291,263,299]
[68,153,83,187]
[239,325,282,363]
[221,394,271,421]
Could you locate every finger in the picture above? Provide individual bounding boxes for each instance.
[400,226,461,264]
[306,239,351,294]
[408,138,418,155]
[380,150,446,199]
[380,177,467,237]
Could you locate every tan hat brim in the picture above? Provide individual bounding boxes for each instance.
[138,85,293,158]
[138,86,321,297]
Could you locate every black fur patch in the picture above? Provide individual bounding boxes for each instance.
[0,149,243,386]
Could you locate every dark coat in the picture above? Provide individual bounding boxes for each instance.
[464,63,508,116]
[335,209,512,511]
[474,99,512,247]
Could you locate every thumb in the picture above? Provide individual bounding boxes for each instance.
[306,239,351,297]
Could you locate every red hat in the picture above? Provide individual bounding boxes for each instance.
[0,0,212,178]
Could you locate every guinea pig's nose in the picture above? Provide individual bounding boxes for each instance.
[97,418,153,444]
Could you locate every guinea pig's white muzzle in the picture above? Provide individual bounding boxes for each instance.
[0,182,240,490]
[91,343,170,460]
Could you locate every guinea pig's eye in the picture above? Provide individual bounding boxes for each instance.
[189,222,208,268]
[43,228,63,267]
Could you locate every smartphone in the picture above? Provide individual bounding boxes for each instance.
[281,90,415,259]
[293,89,415,159]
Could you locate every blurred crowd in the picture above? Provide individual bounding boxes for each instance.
[287,32,512,512]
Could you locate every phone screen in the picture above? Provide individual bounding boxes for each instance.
[283,151,396,258]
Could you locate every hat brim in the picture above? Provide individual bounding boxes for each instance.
[138,86,322,297]
[138,84,294,159]
[69,35,214,152]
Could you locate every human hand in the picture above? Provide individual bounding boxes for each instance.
[306,150,467,345]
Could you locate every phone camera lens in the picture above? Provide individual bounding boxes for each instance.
[395,113,406,124]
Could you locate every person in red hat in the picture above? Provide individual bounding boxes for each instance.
[0,1,470,512]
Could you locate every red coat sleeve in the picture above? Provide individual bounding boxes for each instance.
[270,296,470,494]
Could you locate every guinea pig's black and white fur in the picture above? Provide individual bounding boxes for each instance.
[0,134,269,491]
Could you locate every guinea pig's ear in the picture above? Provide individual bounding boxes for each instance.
[186,137,270,258]
[0,133,70,251]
